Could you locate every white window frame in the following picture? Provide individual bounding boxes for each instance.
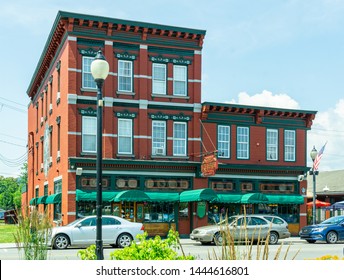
[82,116,97,153]
[118,60,133,92]
[152,120,166,155]
[237,126,249,159]
[218,125,230,158]
[82,56,96,89]
[173,122,187,156]
[118,119,133,154]
[152,63,167,95]
[173,65,187,96]
[266,129,278,160]
[284,130,296,161]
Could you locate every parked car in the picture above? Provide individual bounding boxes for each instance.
[0,209,5,220]
[190,214,291,245]
[48,215,144,249]
[299,215,344,244]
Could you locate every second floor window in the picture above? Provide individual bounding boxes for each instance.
[284,130,296,161]
[118,60,133,92]
[266,129,278,160]
[218,125,230,158]
[118,119,132,154]
[173,65,187,96]
[237,126,249,159]
[173,122,187,156]
[152,120,166,155]
[152,63,166,94]
[82,56,96,89]
[82,116,96,153]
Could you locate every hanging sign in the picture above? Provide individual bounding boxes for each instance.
[197,202,206,218]
[201,154,218,176]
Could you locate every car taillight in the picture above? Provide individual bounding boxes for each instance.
[140,225,145,231]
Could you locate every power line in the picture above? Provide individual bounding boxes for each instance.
[0,97,27,107]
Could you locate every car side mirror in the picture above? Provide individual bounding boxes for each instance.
[75,223,82,228]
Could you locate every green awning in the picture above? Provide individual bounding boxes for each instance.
[45,193,62,204]
[241,193,269,204]
[36,195,48,204]
[145,192,180,202]
[113,190,151,202]
[266,194,304,205]
[76,189,119,202]
[29,198,37,205]
[216,193,243,203]
[179,188,218,202]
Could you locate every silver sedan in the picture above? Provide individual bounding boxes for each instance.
[48,215,144,249]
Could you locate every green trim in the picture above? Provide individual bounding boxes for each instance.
[115,110,137,119]
[114,42,140,51]
[148,46,195,57]
[78,47,99,56]
[45,193,62,204]
[115,52,137,60]
[79,107,97,116]
[179,188,218,202]
[77,38,104,47]
[149,112,192,121]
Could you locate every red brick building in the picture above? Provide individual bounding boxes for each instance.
[24,11,316,237]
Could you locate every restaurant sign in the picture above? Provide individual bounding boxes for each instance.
[201,154,218,176]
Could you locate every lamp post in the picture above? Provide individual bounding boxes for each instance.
[310,146,318,225]
[90,49,109,260]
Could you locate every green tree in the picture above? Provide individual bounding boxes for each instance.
[0,163,26,210]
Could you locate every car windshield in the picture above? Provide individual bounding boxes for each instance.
[320,216,344,225]
[218,216,239,225]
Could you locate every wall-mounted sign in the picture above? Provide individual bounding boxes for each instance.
[201,154,218,176]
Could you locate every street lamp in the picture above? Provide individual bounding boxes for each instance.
[90,49,109,260]
[310,146,318,225]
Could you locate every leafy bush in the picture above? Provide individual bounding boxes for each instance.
[77,244,97,260]
[110,229,194,260]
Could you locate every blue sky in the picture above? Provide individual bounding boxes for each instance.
[1,0,344,177]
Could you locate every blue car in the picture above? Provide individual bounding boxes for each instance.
[299,215,344,244]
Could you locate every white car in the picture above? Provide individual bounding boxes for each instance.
[48,215,144,249]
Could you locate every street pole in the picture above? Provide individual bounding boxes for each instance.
[91,49,109,260]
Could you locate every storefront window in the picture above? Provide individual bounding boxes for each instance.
[144,202,174,222]
[257,204,300,223]
[178,202,189,218]
[208,204,237,224]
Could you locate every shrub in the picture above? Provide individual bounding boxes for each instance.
[110,229,194,260]
[77,244,97,260]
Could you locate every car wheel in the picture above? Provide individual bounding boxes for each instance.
[53,234,70,249]
[326,231,338,244]
[117,233,133,248]
[269,232,279,245]
[214,232,224,246]
[306,240,316,244]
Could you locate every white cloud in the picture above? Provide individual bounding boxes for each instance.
[307,99,344,171]
[227,90,300,109]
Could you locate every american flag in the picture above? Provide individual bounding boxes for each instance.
[313,142,327,171]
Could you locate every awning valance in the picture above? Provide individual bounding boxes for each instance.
[36,195,48,204]
[112,190,151,202]
[241,193,269,204]
[266,194,304,205]
[216,193,242,204]
[76,189,118,202]
[145,192,180,202]
[45,193,62,204]
[179,188,218,202]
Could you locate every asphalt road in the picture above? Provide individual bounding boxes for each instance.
[1,237,344,260]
